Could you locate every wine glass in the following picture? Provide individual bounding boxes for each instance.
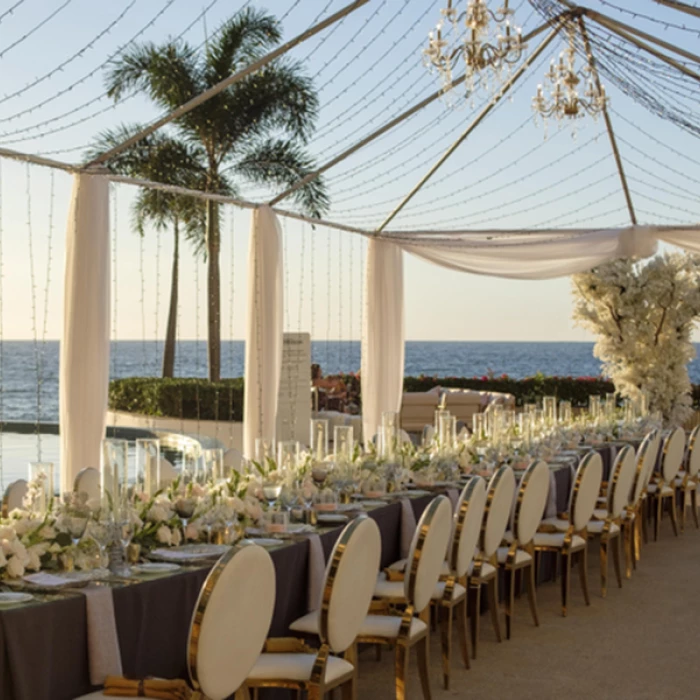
[68,513,89,550]
[280,485,300,515]
[117,509,135,573]
[86,516,113,570]
[262,481,282,509]
[174,496,196,541]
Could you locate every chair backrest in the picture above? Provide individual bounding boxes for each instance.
[513,461,550,546]
[399,429,413,445]
[2,480,28,516]
[450,477,487,578]
[645,431,663,487]
[224,448,244,474]
[687,426,700,478]
[630,432,655,505]
[480,466,516,558]
[319,516,381,653]
[608,445,637,518]
[661,427,686,483]
[422,424,435,446]
[570,451,603,532]
[159,458,177,487]
[188,544,275,700]
[74,467,100,502]
[405,496,453,612]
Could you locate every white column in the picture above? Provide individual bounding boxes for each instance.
[361,238,405,444]
[59,172,110,494]
[243,206,284,460]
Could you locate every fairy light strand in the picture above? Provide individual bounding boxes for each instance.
[0,0,75,60]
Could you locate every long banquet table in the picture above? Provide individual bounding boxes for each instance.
[0,445,619,700]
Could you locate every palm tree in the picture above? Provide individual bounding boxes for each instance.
[86,127,207,378]
[102,7,329,381]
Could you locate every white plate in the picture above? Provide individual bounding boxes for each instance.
[241,538,283,547]
[0,592,33,606]
[360,500,385,508]
[317,513,348,525]
[407,489,432,497]
[132,562,181,575]
[150,545,228,562]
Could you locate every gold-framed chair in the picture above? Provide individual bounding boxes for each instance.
[2,479,28,517]
[74,544,275,700]
[497,461,549,639]
[676,425,700,531]
[251,516,381,700]
[74,467,100,501]
[533,451,602,617]
[351,496,453,700]
[588,445,637,596]
[470,466,516,657]
[647,427,685,540]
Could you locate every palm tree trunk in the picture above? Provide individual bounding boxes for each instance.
[206,199,221,381]
[162,217,179,378]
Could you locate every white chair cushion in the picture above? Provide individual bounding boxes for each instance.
[432,581,467,601]
[502,530,514,544]
[596,496,608,505]
[533,532,587,550]
[539,517,569,532]
[496,547,532,566]
[587,520,620,535]
[359,614,428,641]
[647,483,674,496]
[592,508,609,520]
[468,559,496,580]
[374,576,404,600]
[289,610,320,636]
[248,653,353,684]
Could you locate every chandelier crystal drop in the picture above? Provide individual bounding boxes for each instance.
[423,0,526,100]
[532,24,608,133]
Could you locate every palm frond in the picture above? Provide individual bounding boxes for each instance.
[235,138,329,218]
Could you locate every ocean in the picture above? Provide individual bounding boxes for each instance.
[4,338,700,425]
[0,339,626,424]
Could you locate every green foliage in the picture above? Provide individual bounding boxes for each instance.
[109,377,244,421]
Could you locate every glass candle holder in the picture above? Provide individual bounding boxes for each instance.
[136,439,160,498]
[361,475,387,499]
[334,425,354,463]
[438,411,454,452]
[27,462,54,514]
[380,411,399,460]
[203,448,225,482]
[100,439,128,512]
[310,419,329,462]
[263,510,289,535]
[255,438,275,467]
[542,396,557,425]
[558,401,573,425]
[589,395,601,422]
[473,413,486,441]
[313,488,338,512]
[277,441,300,474]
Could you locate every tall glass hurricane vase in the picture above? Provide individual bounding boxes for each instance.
[334,425,354,464]
[27,462,54,514]
[136,439,161,498]
[310,419,329,462]
[101,439,129,513]
[380,411,399,460]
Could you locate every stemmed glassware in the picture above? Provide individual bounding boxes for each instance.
[174,495,196,541]
[262,481,282,509]
[86,515,113,569]
[117,507,135,572]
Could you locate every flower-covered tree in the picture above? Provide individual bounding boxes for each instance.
[572,253,700,426]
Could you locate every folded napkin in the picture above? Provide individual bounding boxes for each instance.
[103,676,198,699]
[22,572,72,587]
[307,534,326,612]
[400,499,417,560]
[446,488,459,512]
[81,585,123,686]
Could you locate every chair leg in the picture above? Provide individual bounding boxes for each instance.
[611,533,623,589]
[395,642,409,700]
[623,522,633,579]
[681,489,687,532]
[526,561,539,628]
[416,636,432,700]
[341,676,356,700]
[640,500,648,548]
[504,566,515,640]
[692,489,699,529]
[455,598,470,670]
[560,551,571,617]
[486,576,502,644]
[599,536,609,598]
[654,494,662,541]
[469,581,481,660]
[578,546,591,607]
[440,603,453,690]
[668,493,679,537]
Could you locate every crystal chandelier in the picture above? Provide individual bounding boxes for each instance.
[532,24,608,130]
[423,0,525,97]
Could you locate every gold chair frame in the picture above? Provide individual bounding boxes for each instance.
[356,497,449,700]
[534,453,599,617]
[679,426,699,532]
[244,519,369,700]
[650,430,683,541]
[500,464,542,640]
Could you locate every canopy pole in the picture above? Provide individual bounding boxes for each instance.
[653,0,700,19]
[375,22,564,234]
[578,17,637,225]
[556,0,700,67]
[268,17,566,207]
[84,0,370,168]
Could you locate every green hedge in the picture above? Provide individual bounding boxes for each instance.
[109,374,700,420]
[109,377,244,421]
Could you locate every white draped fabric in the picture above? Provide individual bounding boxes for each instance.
[361,238,404,444]
[59,173,110,494]
[243,206,284,460]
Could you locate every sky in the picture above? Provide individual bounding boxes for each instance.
[0,0,698,352]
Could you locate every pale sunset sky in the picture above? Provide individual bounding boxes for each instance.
[0,0,697,343]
